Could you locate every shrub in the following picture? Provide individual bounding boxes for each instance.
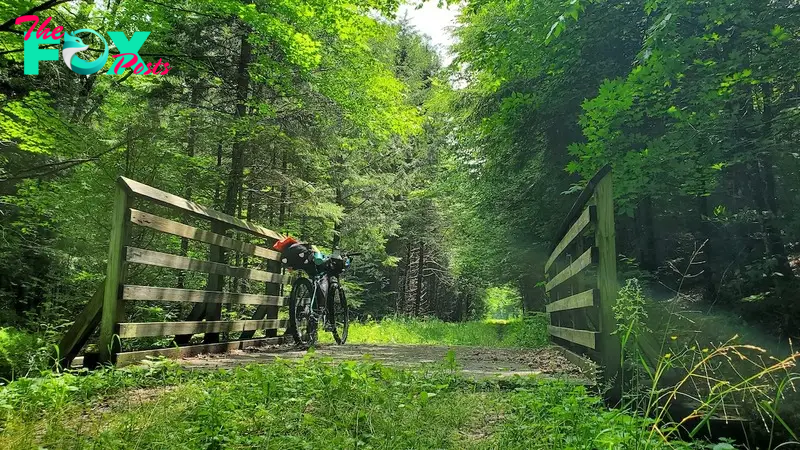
[0,328,54,380]
[503,313,550,348]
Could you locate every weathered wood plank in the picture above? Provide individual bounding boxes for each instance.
[545,206,596,274]
[125,247,287,284]
[58,280,105,368]
[546,289,597,313]
[115,337,286,367]
[594,171,622,401]
[129,209,280,261]
[545,247,598,293]
[548,325,597,349]
[551,164,611,255]
[119,177,282,241]
[122,285,285,306]
[100,183,131,363]
[118,319,288,338]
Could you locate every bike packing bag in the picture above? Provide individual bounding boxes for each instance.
[280,242,318,275]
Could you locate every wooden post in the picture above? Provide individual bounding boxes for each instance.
[264,259,281,338]
[203,221,227,344]
[99,181,131,364]
[594,171,621,402]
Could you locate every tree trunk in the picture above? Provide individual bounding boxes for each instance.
[401,241,412,316]
[223,29,252,217]
[332,187,343,250]
[697,192,717,298]
[214,143,223,210]
[177,82,202,290]
[278,152,288,229]
[753,83,793,279]
[414,241,424,317]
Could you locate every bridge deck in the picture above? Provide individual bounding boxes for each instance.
[173,343,593,383]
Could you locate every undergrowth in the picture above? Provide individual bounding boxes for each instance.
[614,243,800,447]
[0,355,700,449]
[0,328,54,380]
[319,315,549,348]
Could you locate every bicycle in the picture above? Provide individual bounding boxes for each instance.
[273,237,358,346]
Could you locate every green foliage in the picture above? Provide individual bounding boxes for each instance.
[0,0,454,333]
[614,274,800,444]
[0,329,54,380]
[495,382,693,449]
[318,317,549,349]
[614,279,651,353]
[0,356,698,449]
[484,285,522,320]
[502,314,550,349]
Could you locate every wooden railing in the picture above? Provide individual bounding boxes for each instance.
[544,166,620,397]
[58,177,290,367]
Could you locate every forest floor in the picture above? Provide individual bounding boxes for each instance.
[178,343,590,382]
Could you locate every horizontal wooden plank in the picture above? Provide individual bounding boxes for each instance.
[546,289,597,313]
[545,206,596,274]
[122,285,285,306]
[548,325,597,349]
[545,247,598,293]
[126,247,287,284]
[130,209,280,261]
[115,337,286,366]
[118,319,288,338]
[551,164,611,256]
[119,177,282,241]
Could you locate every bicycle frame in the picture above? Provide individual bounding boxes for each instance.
[302,272,339,326]
[287,251,352,346]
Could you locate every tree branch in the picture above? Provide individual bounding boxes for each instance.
[0,0,73,35]
[1,139,130,183]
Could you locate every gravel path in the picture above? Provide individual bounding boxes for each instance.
[179,343,592,382]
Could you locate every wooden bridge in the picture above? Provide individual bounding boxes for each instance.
[56,169,623,387]
[57,170,624,376]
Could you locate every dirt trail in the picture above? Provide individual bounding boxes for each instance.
[179,343,591,382]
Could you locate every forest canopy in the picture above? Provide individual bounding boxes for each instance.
[0,0,798,341]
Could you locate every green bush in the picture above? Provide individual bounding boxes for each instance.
[0,328,54,380]
[502,314,550,348]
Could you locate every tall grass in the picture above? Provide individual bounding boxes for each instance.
[318,315,549,348]
[615,242,800,447]
[0,356,697,449]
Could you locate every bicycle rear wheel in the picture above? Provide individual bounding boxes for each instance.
[329,285,349,345]
[288,277,317,346]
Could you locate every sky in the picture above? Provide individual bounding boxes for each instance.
[397,2,461,65]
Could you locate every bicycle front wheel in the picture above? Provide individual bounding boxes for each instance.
[289,277,317,346]
[329,286,349,345]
